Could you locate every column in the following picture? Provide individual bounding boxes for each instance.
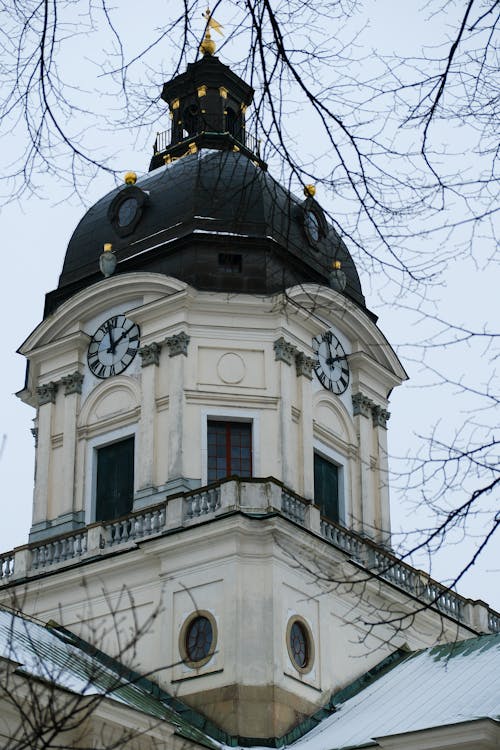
[295,351,315,499]
[31,382,58,538]
[372,404,391,545]
[273,337,297,488]
[166,332,190,493]
[136,342,161,501]
[59,372,84,529]
[351,392,374,536]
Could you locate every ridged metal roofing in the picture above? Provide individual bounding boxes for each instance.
[0,607,221,747]
[2,606,498,750]
[267,634,500,750]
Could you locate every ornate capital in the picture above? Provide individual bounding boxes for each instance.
[352,392,373,418]
[36,382,58,406]
[295,351,314,380]
[61,371,83,396]
[273,337,297,366]
[372,405,390,429]
[166,331,190,358]
[139,342,162,367]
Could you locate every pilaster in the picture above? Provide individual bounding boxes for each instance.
[59,372,83,525]
[32,383,58,530]
[295,351,315,499]
[166,332,190,487]
[273,338,297,487]
[136,343,162,498]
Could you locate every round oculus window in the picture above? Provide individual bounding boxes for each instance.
[183,615,214,665]
[286,616,314,673]
[290,621,308,668]
[304,210,320,242]
[117,196,139,227]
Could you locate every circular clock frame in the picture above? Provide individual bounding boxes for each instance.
[87,314,140,379]
[312,330,350,394]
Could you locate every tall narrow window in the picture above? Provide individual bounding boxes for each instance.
[314,452,339,523]
[95,437,134,522]
[207,421,252,483]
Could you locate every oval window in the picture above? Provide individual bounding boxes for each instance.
[117,197,139,227]
[286,616,314,674]
[180,612,217,667]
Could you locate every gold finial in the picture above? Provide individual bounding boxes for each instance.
[304,184,316,197]
[333,260,342,270]
[124,171,137,185]
[200,8,224,56]
[103,243,113,252]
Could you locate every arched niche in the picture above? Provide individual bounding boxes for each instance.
[78,376,141,434]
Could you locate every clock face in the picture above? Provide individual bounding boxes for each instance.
[87,315,140,379]
[312,330,349,394]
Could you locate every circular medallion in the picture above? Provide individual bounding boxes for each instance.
[217,352,246,384]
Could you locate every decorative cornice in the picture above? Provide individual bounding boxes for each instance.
[61,371,84,396]
[36,382,58,406]
[139,342,162,367]
[166,331,190,357]
[295,351,314,380]
[372,404,390,429]
[352,392,373,418]
[273,337,297,365]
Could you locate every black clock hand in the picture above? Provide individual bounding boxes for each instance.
[110,325,133,350]
[325,339,335,368]
[106,322,116,354]
[329,354,347,364]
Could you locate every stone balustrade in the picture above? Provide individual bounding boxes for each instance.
[0,477,498,634]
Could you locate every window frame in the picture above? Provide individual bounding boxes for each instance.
[313,440,346,525]
[84,425,138,524]
[201,409,260,486]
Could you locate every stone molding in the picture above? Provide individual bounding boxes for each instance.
[30,427,38,446]
[273,337,297,365]
[352,392,372,418]
[372,404,390,429]
[352,392,390,428]
[36,382,58,406]
[295,351,314,380]
[166,331,190,357]
[139,342,162,367]
[61,371,84,396]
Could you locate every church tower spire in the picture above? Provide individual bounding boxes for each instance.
[150,21,262,170]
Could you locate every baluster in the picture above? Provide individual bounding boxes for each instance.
[209,489,217,512]
[193,494,201,517]
[158,507,165,529]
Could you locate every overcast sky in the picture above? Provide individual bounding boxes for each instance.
[0,1,497,609]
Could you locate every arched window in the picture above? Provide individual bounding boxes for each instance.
[225,107,237,137]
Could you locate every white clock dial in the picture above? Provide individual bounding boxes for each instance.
[312,330,349,394]
[87,315,140,379]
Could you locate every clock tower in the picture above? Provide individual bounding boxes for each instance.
[3,36,496,743]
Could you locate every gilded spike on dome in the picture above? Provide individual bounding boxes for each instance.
[200,8,223,56]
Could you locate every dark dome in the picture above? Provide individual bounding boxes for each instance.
[45,150,370,318]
